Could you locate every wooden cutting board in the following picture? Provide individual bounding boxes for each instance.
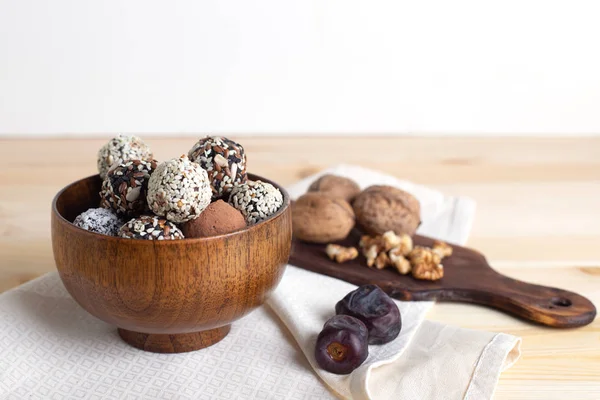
[289,230,597,328]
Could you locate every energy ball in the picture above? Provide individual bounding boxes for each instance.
[146,156,212,223]
[100,159,158,217]
[119,215,184,240]
[73,208,124,236]
[228,180,283,224]
[97,135,153,180]
[187,136,247,199]
[308,174,361,202]
[181,200,246,238]
[353,185,421,236]
[292,193,355,243]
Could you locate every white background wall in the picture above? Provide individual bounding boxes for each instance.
[1,0,600,136]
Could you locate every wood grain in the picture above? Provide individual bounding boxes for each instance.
[0,137,599,398]
[290,231,596,328]
[51,174,292,353]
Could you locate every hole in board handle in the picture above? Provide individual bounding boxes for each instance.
[551,297,572,307]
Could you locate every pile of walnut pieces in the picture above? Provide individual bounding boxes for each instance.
[325,232,452,281]
[293,174,454,281]
[361,231,451,281]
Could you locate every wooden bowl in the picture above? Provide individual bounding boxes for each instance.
[51,174,292,353]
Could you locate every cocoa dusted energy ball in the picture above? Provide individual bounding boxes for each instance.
[100,159,157,217]
[228,181,283,224]
[73,208,124,236]
[147,156,212,223]
[188,136,247,199]
[292,193,355,243]
[181,200,246,238]
[308,174,361,202]
[97,135,153,180]
[353,185,421,236]
[119,215,184,240]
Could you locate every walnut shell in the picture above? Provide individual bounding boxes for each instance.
[292,193,355,243]
[353,185,421,236]
[308,174,361,202]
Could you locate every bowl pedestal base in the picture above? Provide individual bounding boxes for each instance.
[118,325,231,353]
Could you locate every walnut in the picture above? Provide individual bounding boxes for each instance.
[409,246,444,281]
[353,185,421,236]
[374,252,391,270]
[364,245,378,268]
[359,235,385,253]
[381,231,401,250]
[292,193,355,243]
[326,244,359,263]
[432,240,453,258]
[308,174,361,202]
[389,248,411,274]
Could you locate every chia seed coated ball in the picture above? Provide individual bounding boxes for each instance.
[97,135,153,180]
[100,159,158,217]
[146,156,212,223]
[187,136,247,199]
[228,180,283,224]
[73,208,124,236]
[118,215,184,240]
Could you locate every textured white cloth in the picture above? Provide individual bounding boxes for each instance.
[0,165,520,400]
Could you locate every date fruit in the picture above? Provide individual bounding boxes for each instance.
[335,284,401,345]
[314,315,369,375]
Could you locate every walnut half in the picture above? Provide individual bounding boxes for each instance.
[432,240,453,258]
[326,244,359,263]
[389,247,411,275]
[409,246,444,281]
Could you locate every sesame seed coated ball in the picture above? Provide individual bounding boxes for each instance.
[73,208,124,236]
[118,215,184,240]
[100,159,158,217]
[228,180,283,224]
[187,136,247,199]
[97,135,153,180]
[146,156,212,223]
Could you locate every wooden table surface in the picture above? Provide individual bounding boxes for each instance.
[0,137,599,399]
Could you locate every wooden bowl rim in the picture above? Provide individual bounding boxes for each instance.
[52,172,291,245]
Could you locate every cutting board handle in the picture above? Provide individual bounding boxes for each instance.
[462,269,597,328]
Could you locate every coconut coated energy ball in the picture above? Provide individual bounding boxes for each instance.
[73,208,124,236]
[118,215,184,240]
[97,135,153,180]
[187,136,247,199]
[146,156,212,223]
[228,180,283,224]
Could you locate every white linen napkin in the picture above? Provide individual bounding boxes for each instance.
[0,165,520,400]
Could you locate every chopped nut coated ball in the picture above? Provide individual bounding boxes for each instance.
[97,134,153,180]
[100,159,157,217]
[118,215,184,240]
[187,136,247,199]
[326,244,359,263]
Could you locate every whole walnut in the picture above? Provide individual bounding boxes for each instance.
[353,185,420,236]
[292,193,355,243]
[308,175,361,202]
